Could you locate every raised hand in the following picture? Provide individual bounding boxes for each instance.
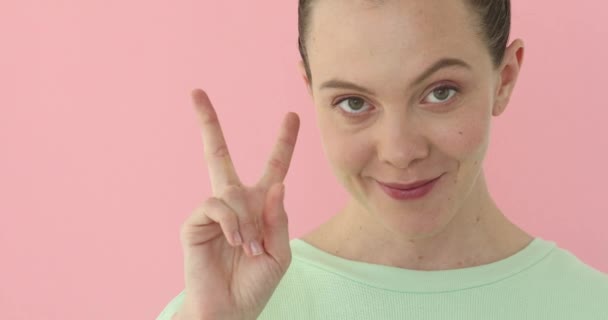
[173,89,300,320]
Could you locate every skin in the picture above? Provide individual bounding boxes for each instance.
[297,0,533,270]
[172,1,533,318]
[175,89,299,320]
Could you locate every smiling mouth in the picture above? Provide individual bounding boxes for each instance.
[374,174,443,200]
[376,174,443,190]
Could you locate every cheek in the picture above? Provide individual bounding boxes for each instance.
[319,121,373,174]
[434,106,491,160]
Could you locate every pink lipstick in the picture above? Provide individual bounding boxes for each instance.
[376,174,442,200]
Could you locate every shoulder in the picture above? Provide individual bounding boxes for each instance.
[528,241,608,306]
[542,243,607,281]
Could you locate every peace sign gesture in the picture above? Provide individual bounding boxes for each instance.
[172,89,300,320]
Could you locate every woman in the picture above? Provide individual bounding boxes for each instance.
[158,0,608,319]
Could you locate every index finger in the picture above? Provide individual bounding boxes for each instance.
[258,112,300,189]
[191,89,241,194]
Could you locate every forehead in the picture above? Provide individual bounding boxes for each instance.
[307,0,487,84]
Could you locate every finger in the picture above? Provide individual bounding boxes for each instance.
[258,112,300,190]
[191,89,241,195]
[262,183,291,268]
[181,197,243,247]
[221,185,264,257]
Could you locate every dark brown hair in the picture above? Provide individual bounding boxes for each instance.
[297,0,511,85]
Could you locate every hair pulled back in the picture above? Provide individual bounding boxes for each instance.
[297,0,511,84]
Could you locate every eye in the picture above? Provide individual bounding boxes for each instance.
[333,97,372,116]
[423,85,459,104]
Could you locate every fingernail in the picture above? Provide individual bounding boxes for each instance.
[233,231,243,246]
[250,240,263,256]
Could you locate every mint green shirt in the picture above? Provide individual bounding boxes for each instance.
[157,237,608,319]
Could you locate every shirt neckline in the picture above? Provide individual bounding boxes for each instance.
[289,237,556,293]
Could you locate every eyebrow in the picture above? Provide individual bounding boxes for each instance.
[319,58,472,96]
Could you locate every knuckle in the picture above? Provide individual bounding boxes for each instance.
[200,196,217,207]
[186,197,222,226]
[220,184,246,201]
[218,208,238,226]
[179,226,192,241]
[278,135,295,149]
[211,144,230,158]
[223,183,244,194]
[179,222,198,243]
[238,218,259,237]
[239,218,257,229]
[199,197,221,212]
[202,197,240,226]
[267,157,287,173]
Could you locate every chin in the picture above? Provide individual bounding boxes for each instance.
[363,176,452,227]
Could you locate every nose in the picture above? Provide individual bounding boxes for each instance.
[376,116,429,170]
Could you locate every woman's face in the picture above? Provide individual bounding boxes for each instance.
[298,0,523,237]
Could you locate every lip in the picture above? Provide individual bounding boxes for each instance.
[375,174,443,201]
[377,175,442,190]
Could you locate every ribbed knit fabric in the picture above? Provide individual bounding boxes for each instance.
[156,237,608,319]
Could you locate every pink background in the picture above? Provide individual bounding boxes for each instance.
[1,1,607,319]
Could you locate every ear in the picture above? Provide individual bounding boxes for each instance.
[492,38,525,117]
[297,60,313,97]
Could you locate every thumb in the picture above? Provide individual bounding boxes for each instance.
[262,183,291,267]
